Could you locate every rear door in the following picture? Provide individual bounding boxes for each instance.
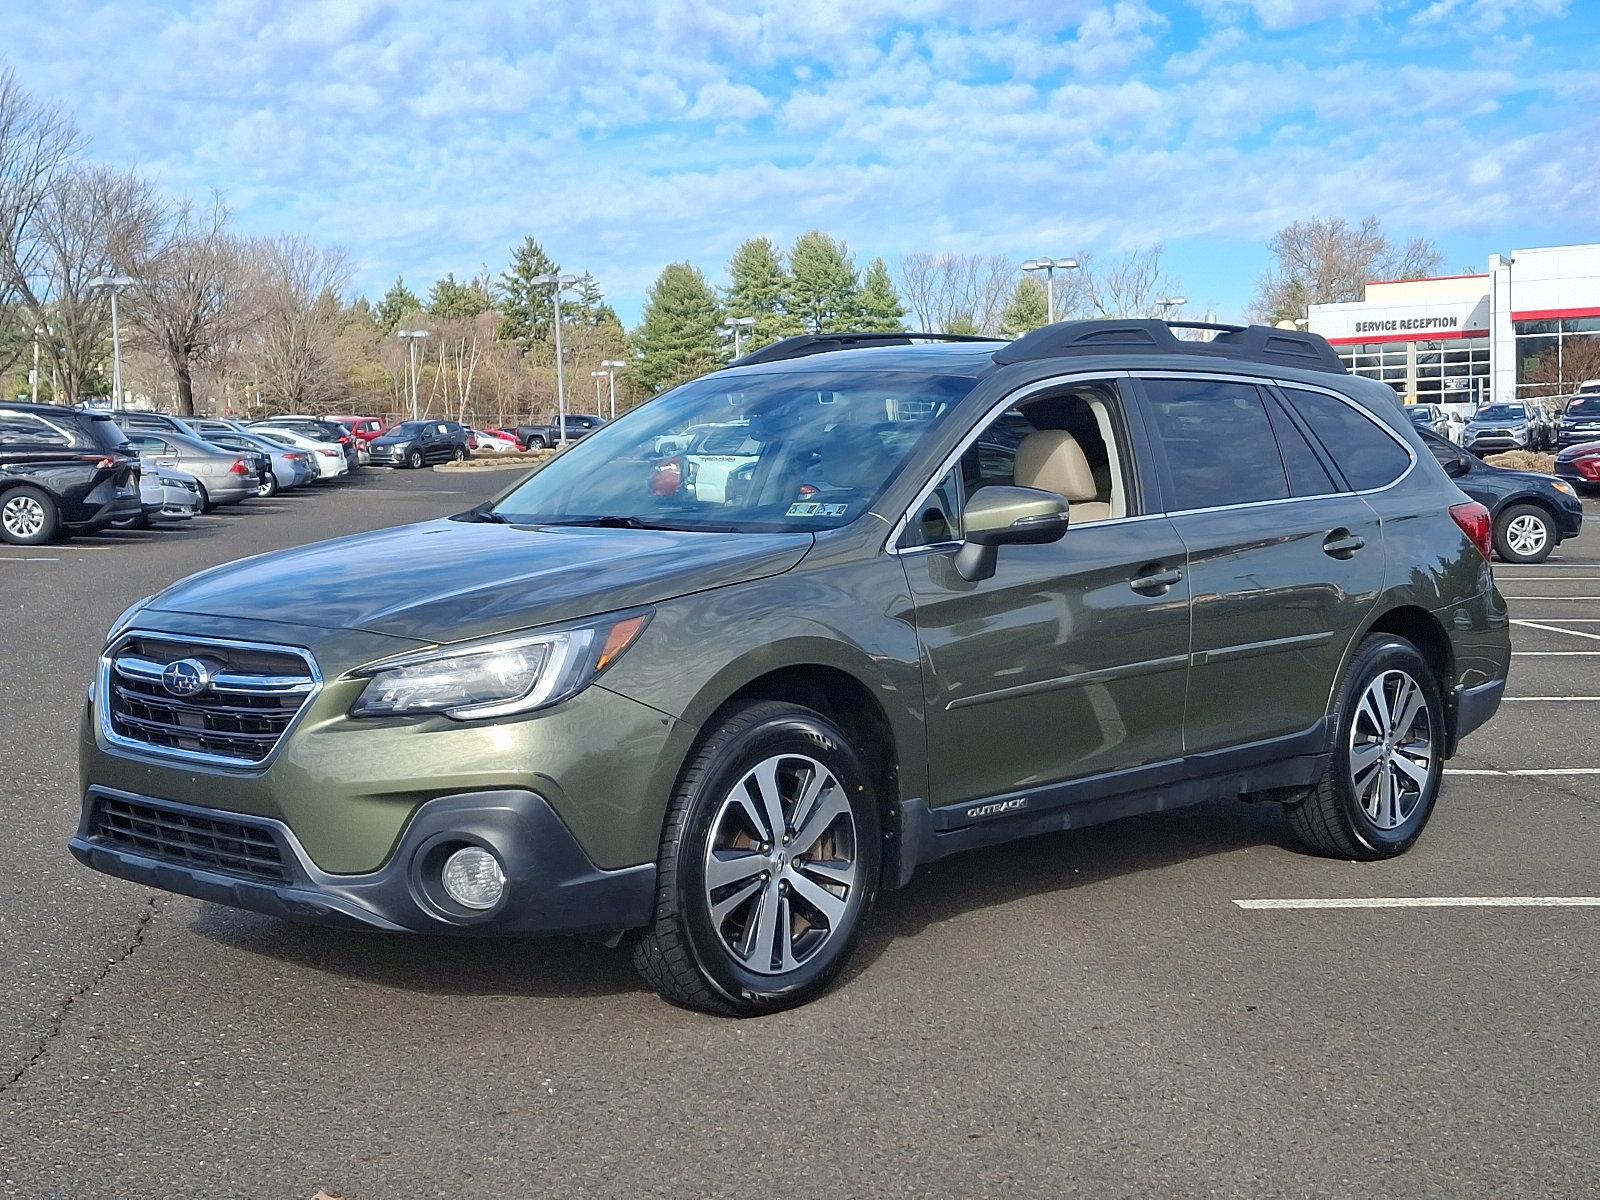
[1133,374,1385,756]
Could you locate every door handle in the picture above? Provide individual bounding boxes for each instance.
[1323,530,1367,559]
[1130,565,1183,595]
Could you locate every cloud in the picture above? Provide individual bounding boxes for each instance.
[0,0,1594,324]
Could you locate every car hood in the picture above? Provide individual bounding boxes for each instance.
[1556,439,1600,461]
[147,518,815,643]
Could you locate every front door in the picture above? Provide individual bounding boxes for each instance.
[1133,374,1384,754]
[901,378,1192,809]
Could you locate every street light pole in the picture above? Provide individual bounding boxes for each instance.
[530,272,579,445]
[600,359,626,420]
[590,370,605,406]
[722,315,756,358]
[88,275,136,406]
[1020,258,1079,326]
[1155,296,1187,320]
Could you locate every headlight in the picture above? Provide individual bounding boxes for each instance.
[350,612,651,720]
[107,595,154,644]
[1552,480,1577,497]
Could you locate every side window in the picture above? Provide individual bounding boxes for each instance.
[906,469,963,546]
[0,413,72,447]
[1140,378,1288,510]
[1282,387,1412,491]
[1424,435,1469,477]
[1263,394,1339,497]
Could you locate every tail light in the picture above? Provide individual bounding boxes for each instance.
[286,452,306,461]
[81,455,119,468]
[1575,454,1600,481]
[1449,501,1492,560]
[229,458,249,476]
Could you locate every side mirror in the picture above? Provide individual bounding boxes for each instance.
[954,485,1070,582]
[1443,455,1469,478]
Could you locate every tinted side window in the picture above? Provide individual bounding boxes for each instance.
[0,413,72,447]
[1141,379,1288,510]
[1263,395,1338,497]
[1282,388,1412,491]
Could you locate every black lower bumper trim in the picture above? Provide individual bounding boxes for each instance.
[71,787,657,936]
[1449,677,1507,755]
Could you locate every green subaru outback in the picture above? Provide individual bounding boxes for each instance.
[73,321,1510,1016]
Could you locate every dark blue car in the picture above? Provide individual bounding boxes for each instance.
[1420,429,1583,563]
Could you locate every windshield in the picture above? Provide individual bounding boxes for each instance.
[1475,404,1526,421]
[490,369,979,532]
[1407,408,1434,421]
[1567,396,1599,414]
[387,421,429,436]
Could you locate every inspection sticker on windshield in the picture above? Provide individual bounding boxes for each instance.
[787,502,849,518]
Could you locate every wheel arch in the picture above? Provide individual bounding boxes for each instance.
[1359,604,1455,693]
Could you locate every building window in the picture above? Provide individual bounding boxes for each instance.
[1516,320,1600,400]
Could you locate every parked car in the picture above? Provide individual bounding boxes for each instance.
[1557,393,1600,448]
[1419,428,1583,563]
[515,413,606,449]
[188,421,315,495]
[108,409,207,442]
[326,416,386,443]
[250,417,361,471]
[0,403,141,545]
[485,428,527,450]
[114,464,203,529]
[469,428,521,454]
[251,427,349,479]
[368,419,473,467]
[73,321,1512,1015]
[1554,439,1600,493]
[121,430,256,512]
[1405,404,1451,439]
[1462,401,1550,455]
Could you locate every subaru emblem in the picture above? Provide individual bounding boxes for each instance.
[161,657,211,698]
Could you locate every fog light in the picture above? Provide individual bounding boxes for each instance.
[441,846,505,910]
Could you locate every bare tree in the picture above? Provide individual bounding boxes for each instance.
[243,235,353,414]
[10,164,165,403]
[0,68,80,353]
[1525,340,1600,411]
[129,195,255,415]
[1252,216,1443,326]
[1062,246,1186,321]
[896,252,1015,333]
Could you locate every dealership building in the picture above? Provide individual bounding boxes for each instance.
[1305,243,1600,407]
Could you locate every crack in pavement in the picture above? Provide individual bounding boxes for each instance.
[1,895,160,1097]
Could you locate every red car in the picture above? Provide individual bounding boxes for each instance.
[1556,439,1600,492]
[327,416,386,443]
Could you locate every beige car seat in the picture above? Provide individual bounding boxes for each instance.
[1012,430,1111,523]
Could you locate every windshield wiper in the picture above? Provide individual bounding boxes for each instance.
[535,515,683,530]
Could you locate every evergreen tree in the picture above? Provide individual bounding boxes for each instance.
[374,277,421,334]
[498,236,560,350]
[724,237,801,348]
[427,272,495,319]
[856,257,907,333]
[942,311,981,336]
[998,276,1049,338]
[788,230,860,333]
[633,262,722,394]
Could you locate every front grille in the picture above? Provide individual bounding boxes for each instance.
[103,633,318,765]
[91,796,291,883]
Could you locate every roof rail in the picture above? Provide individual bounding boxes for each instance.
[992,319,1347,375]
[729,331,1004,368]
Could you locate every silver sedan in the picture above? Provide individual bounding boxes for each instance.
[122,430,256,511]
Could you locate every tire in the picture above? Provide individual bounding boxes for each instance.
[1286,635,1445,861]
[528,435,547,450]
[630,701,882,1016]
[453,445,467,462]
[196,483,213,514]
[1493,502,1555,564]
[407,448,424,469]
[0,485,61,545]
[258,472,278,498]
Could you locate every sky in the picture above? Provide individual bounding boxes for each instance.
[3,0,1597,326]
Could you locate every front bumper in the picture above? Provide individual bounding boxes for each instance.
[1558,428,1600,447]
[70,787,655,935]
[1465,434,1527,453]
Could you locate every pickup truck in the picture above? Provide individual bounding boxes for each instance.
[514,413,606,448]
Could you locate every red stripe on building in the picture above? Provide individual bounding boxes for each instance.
[1325,328,1487,346]
[1511,306,1600,322]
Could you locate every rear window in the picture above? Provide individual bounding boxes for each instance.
[1568,396,1600,414]
[1281,387,1412,491]
[1140,378,1289,510]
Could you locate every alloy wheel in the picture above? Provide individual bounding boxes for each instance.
[1505,513,1548,558]
[702,754,860,976]
[1348,669,1434,830]
[2,494,45,539]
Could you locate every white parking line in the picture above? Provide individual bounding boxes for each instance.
[1446,768,1600,776]
[0,556,59,562]
[1501,596,1600,600]
[1235,897,1600,909]
[1503,696,1600,702]
[1496,576,1600,580]
[1513,651,1600,656]
[1511,619,1600,641]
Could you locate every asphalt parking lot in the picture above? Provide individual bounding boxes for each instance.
[2,469,1597,1199]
